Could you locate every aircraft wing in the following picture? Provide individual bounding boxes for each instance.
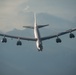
[41,28,76,41]
[0,33,37,41]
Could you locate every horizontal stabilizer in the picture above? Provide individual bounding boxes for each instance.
[38,24,49,28]
[23,24,49,29]
[23,26,34,29]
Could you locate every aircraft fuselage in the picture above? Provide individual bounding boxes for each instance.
[34,24,43,51]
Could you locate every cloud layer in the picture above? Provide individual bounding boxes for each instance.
[0,0,76,32]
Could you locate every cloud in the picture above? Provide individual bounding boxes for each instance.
[0,0,76,32]
[27,0,76,21]
[23,6,29,11]
[0,0,29,32]
[0,0,27,14]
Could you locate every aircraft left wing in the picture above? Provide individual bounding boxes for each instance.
[41,28,76,41]
[0,33,37,41]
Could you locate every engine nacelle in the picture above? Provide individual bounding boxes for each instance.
[16,40,22,46]
[1,37,7,43]
[69,33,75,38]
[56,37,62,43]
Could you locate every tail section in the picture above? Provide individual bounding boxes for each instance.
[23,13,49,29]
[23,24,49,29]
[23,13,36,29]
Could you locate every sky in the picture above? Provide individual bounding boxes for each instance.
[0,29,76,75]
[0,0,76,32]
[0,0,76,75]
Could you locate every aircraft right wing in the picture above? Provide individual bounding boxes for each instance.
[41,28,76,41]
[0,33,37,41]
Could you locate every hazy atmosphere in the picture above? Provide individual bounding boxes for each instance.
[0,0,76,75]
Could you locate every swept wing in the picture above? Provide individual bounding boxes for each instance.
[0,33,37,41]
[41,28,76,41]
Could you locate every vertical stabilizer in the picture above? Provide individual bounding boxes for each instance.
[34,13,37,27]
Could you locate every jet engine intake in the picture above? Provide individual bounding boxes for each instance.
[1,37,7,43]
[56,37,62,43]
[69,33,75,38]
[16,40,22,46]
